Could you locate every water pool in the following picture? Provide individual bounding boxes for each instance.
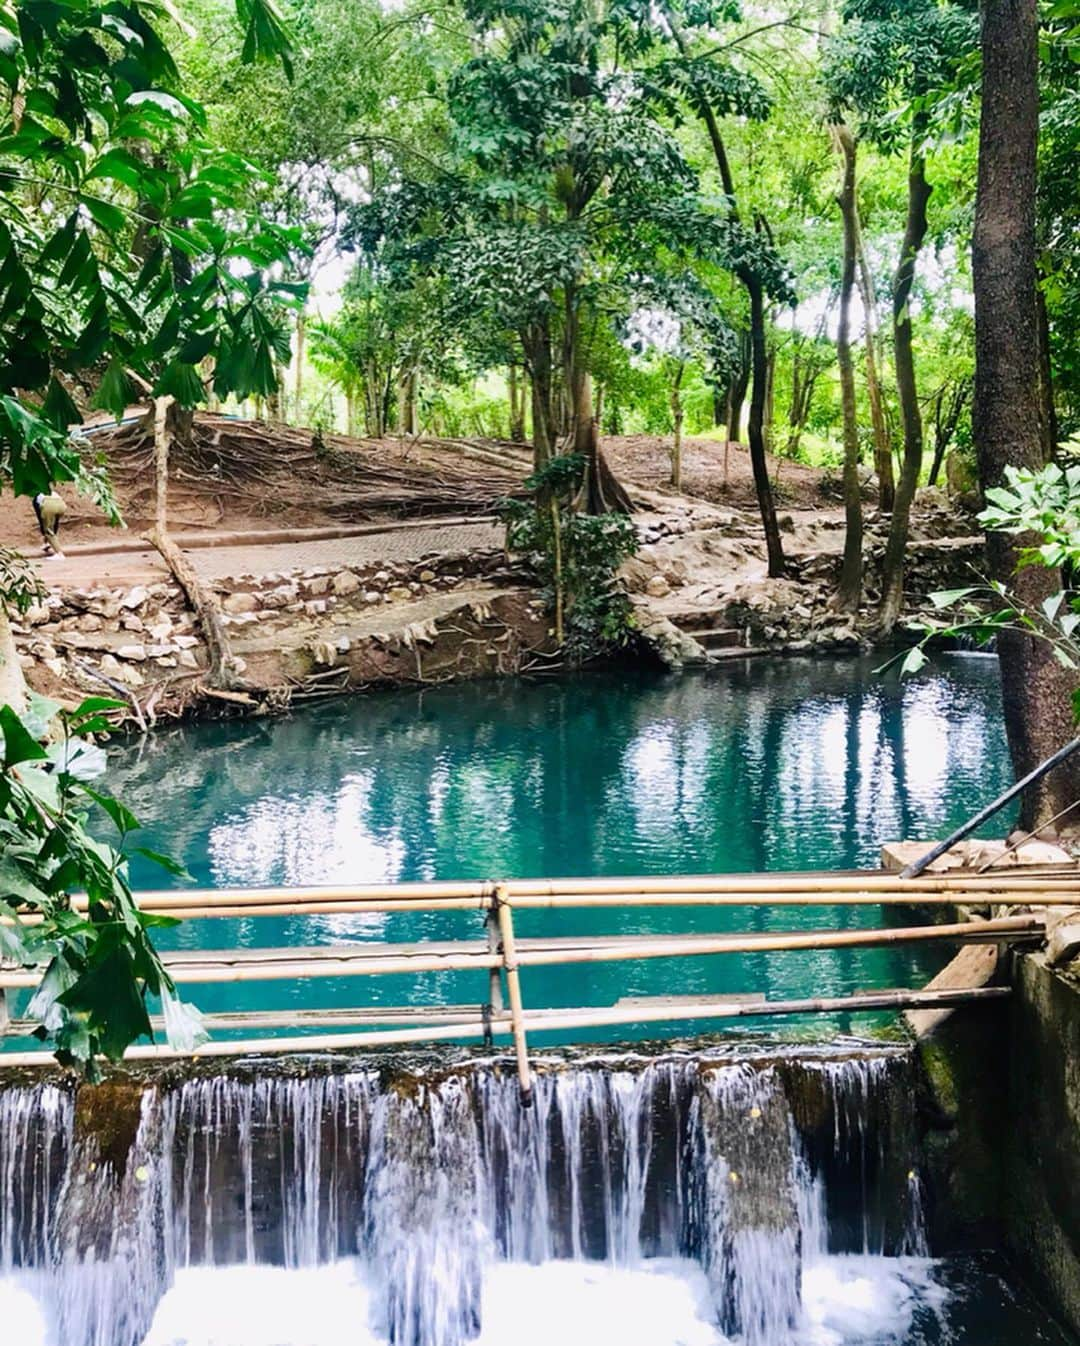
[57,652,1015,1044]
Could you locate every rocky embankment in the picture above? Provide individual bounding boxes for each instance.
[13,491,985,722]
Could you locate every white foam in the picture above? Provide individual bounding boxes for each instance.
[800,1255,948,1345]
[141,1262,379,1346]
[476,1259,726,1346]
[0,1273,51,1344]
[2,1253,952,1346]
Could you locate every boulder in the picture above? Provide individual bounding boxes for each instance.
[115,644,147,662]
[332,571,361,596]
[223,591,259,615]
[637,614,708,669]
[645,575,671,598]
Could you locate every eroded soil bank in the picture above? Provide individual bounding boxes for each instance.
[2,418,984,727]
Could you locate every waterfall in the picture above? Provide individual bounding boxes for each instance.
[0,1047,928,1346]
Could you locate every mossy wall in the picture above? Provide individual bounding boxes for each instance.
[1005,952,1080,1334]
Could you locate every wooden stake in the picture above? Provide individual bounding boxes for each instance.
[495,885,532,1106]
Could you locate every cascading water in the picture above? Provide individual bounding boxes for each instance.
[0,1049,978,1346]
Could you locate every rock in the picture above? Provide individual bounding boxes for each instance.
[363,590,381,604]
[120,586,148,611]
[419,570,437,583]
[644,575,671,598]
[177,648,199,669]
[638,614,707,669]
[306,575,332,597]
[778,513,796,534]
[263,585,299,610]
[43,658,66,678]
[121,615,145,632]
[373,570,391,584]
[173,634,199,649]
[25,602,51,626]
[77,613,103,633]
[333,571,361,596]
[388,586,413,601]
[311,641,338,667]
[148,620,174,641]
[223,591,259,615]
[154,655,177,668]
[116,644,147,662]
[30,641,58,661]
[305,599,329,616]
[336,636,352,653]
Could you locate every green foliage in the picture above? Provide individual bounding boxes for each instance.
[896,465,1080,717]
[0,695,202,1076]
[502,456,640,656]
[0,0,303,533]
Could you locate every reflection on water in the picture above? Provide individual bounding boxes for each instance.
[114,655,1009,888]
[58,655,1014,1042]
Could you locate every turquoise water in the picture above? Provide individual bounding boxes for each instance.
[32,651,1011,1046]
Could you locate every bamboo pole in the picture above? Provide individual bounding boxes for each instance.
[112,869,1080,909]
[0,985,1010,1069]
[495,885,532,1105]
[6,889,1080,928]
[0,915,1041,990]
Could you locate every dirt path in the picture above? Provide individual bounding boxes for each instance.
[33,519,505,589]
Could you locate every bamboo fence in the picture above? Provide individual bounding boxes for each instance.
[0,865,1071,1085]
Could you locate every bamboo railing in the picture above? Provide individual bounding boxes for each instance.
[0,866,1070,1090]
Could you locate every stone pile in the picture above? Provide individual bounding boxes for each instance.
[13,548,524,699]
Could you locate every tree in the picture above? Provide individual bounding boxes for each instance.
[972,0,1080,830]
[832,123,863,613]
[826,0,976,631]
[0,0,298,1071]
[0,0,301,693]
[661,2,792,577]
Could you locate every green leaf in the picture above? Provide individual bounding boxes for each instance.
[92,359,134,419]
[85,148,145,190]
[84,786,141,837]
[153,360,205,406]
[123,89,191,121]
[0,705,48,768]
[929,587,979,609]
[133,847,192,880]
[1043,592,1066,623]
[899,646,929,677]
[81,195,127,236]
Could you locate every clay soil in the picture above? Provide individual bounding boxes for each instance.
[0,413,831,559]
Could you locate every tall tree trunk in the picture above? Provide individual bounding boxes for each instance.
[878,152,932,633]
[749,279,786,576]
[509,363,526,442]
[525,321,556,470]
[573,371,633,514]
[728,332,750,444]
[833,125,863,614]
[763,343,776,455]
[670,362,685,490]
[294,313,305,419]
[0,603,26,711]
[1036,285,1059,460]
[974,0,1080,830]
[665,7,782,571]
[854,208,894,511]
